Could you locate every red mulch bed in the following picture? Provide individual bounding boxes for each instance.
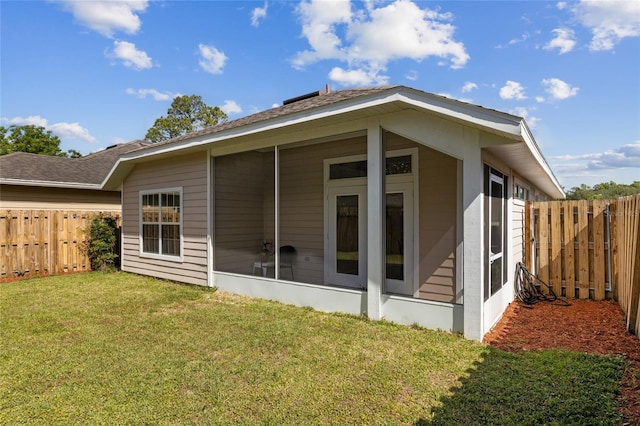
[484,299,640,425]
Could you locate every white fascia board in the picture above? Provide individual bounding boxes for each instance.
[0,178,102,190]
[519,121,565,198]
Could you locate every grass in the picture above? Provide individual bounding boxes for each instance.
[1,272,624,425]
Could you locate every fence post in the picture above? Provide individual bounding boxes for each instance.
[576,200,589,299]
[550,201,562,296]
[593,200,607,300]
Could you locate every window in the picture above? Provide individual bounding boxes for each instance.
[140,188,182,258]
[328,155,413,180]
[514,183,530,201]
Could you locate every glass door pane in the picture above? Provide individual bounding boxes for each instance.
[386,193,404,280]
[489,177,504,295]
[336,195,359,275]
[384,182,414,297]
[326,185,366,289]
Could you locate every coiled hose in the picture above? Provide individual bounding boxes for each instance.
[514,262,570,306]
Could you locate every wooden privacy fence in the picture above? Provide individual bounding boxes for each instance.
[526,195,640,334]
[0,210,121,280]
[611,195,640,334]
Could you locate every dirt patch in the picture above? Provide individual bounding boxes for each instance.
[484,299,640,425]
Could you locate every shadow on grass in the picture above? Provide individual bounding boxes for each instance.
[417,348,624,425]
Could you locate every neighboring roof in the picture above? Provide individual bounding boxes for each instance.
[0,140,150,189]
[102,85,564,198]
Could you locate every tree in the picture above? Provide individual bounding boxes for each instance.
[565,181,640,200]
[145,95,228,143]
[0,125,81,157]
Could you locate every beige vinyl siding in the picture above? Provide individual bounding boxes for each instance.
[122,151,208,286]
[0,185,121,211]
[512,200,526,265]
[386,133,458,302]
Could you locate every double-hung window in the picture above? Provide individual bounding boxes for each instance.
[140,188,182,259]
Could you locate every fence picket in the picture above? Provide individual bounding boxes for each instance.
[577,201,589,299]
[0,210,120,280]
[562,201,576,298]
[539,202,549,291]
[550,202,562,295]
[526,195,640,337]
[593,200,606,300]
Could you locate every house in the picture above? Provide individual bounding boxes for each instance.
[0,140,149,211]
[102,86,564,341]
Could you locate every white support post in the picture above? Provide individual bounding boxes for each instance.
[462,140,484,340]
[367,121,384,320]
[207,151,215,287]
[274,146,280,279]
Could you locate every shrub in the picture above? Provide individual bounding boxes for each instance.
[85,214,119,271]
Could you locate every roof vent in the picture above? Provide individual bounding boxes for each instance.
[105,143,119,150]
[283,90,322,106]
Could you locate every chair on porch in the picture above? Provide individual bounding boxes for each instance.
[252,244,296,280]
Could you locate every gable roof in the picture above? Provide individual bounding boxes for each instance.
[102,85,563,198]
[0,140,150,189]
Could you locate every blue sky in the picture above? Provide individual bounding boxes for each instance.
[1,0,639,189]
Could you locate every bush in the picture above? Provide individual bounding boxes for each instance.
[85,214,119,271]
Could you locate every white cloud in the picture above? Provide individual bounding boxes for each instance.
[107,40,153,70]
[198,44,228,74]
[328,67,388,86]
[509,106,540,128]
[56,0,148,38]
[544,28,576,54]
[125,88,179,101]
[551,142,640,170]
[293,0,468,86]
[542,78,579,100]
[461,81,478,93]
[1,115,96,143]
[572,0,640,51]
[556,2,568,10]
[404,70,418,81]
[293,0,352,66]
[220,100,242,114]
[496,32,530,49]
[499,81,527,100]
[48,122,96,143]
[1,115,48,127]
[251,2,268,27]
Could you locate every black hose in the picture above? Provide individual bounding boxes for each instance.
[514,262,570,306]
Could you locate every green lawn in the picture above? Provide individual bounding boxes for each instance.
[1,272,624,425]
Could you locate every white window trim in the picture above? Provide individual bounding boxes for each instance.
[139,187,184,262]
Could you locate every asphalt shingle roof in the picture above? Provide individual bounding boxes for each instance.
[0,140,150,185]
[2,85,520,188]
[126,86,401,154]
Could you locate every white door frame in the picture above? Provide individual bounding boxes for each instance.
[324,148,418,295]
[326,183,368,288]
